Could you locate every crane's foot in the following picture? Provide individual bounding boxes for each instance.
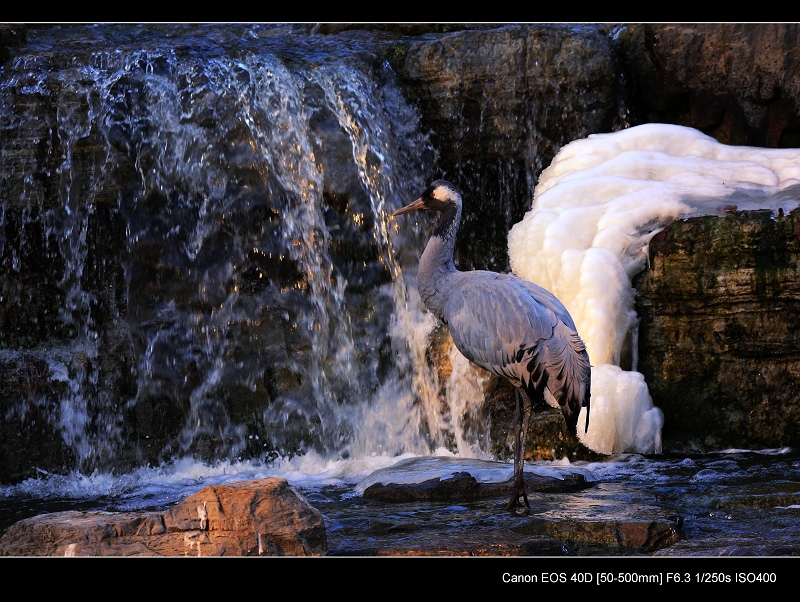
[505,486,531,511]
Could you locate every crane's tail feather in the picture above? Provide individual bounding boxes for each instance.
[524,322,590,437]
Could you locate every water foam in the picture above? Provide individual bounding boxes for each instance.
[508,123,800,454]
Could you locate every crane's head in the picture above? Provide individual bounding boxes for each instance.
[391,179,461,217]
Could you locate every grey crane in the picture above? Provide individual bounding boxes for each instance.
[392,179,591,510]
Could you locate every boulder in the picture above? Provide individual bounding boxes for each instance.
[0,478,326,556]
[362,469,591,501]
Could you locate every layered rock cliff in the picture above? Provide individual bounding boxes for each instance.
[635,208,800,450]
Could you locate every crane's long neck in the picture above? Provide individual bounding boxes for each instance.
[418,200,461,322]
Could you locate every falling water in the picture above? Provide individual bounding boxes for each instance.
[0,24,487,479]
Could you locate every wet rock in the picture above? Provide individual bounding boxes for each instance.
[336,466,682,556]
[0,350,73,483]
[362,469,591,501]
[0,478,326,556]
[0,24,25,65]
[341,457,683,555]
[329,510,683,557]
[332,532,573,557]
[634,208,800,451]
[512,516,683,555]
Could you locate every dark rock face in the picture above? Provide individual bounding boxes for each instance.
[0,202,139,481]
[615,23,800,147]
[393,24,621,272]
[634,209,800,451]
[0,24,25,64]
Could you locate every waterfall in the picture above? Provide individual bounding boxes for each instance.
[0,24,489,478]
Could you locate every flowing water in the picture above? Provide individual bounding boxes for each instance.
[1,23,452,472]
[0,25,799,556]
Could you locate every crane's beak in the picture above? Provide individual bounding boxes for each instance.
[391,197,426,217]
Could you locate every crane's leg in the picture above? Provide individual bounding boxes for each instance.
[506,387,532,510]
[506,387,523,509]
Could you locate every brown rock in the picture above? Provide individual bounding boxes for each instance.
[634,208,800,451]
[615,23,800,147]
[0,478,326,556]
[513,516,683,555]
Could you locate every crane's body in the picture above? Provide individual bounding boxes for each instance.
[392,179,591,510]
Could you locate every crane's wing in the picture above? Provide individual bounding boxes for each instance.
[443,271,590,433]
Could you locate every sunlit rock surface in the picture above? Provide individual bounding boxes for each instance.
[0,478,326,556]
